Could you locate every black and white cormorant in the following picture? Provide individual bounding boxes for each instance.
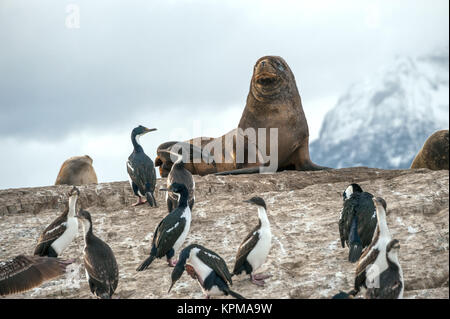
[136,182,191,270]
[350,197,392,297]
[365,238,404,299]
[232,197,272,286]
[0,255,73,296]
[339,183,378,263]
[160,142,215,212]
[34,186,80,257]
[126,125,158,207]
[77,209,119,299]
[169,244,245,299]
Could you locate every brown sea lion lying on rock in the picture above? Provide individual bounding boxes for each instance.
[155,56,328,177]
[410,129,449,170]
[55,155,98,185]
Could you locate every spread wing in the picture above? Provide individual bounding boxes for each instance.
[34,211,68,256]
[197,248,233,285]
[0,255,72,296]
[153,214,187,257]
[233,222,261,274]
[127,154,156,193]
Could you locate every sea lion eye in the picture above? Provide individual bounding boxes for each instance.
[276,63,285,71]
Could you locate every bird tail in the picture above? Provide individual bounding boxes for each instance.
[136,255,156,271]
[348,242,363,263]
[145,192,157,208]
[223,287,245,299]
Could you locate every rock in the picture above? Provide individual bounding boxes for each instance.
[0,168,448,299]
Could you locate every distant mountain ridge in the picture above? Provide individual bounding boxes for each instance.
[310,48,449,169]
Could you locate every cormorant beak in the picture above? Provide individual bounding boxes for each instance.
[243,200,252,204]
[144,128,157,133]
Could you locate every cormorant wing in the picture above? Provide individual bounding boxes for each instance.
[339,196,358,248]
[233,222,261,274]
[0,255,71,296]
[34,211,68,256]
[366,278,403,299]
[355,192,378,246]
[153,212,187,258]
[354,227,381,289]
[127,155,156,193]
[197,247,233,285]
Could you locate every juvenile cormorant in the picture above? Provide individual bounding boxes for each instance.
[77,209,119,299]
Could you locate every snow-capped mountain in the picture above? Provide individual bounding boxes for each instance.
[310,48,449,169]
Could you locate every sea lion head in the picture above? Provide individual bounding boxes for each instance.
[250,56,296,101]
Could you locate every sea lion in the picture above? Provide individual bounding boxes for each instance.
[155,56,327,176]
[410,129,449,170]
[55,155,98,185]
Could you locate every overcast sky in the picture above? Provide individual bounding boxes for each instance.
[0,0,448,189]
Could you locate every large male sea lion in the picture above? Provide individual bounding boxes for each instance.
[155,56,327,176]
[55,155,98,185]
[410,129,449,170]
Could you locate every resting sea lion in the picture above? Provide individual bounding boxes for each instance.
[55,155,98,185]
[155,56,327,176]
[410,129,449,170]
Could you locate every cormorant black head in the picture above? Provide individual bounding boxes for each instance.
[386,239,400,252]
[76,209,92,223]
[372,197,387,211]
[161,182,189,196]
[243,197,266,209]
[132,125,157,136]
[343,183,363,201]
[68,186,80,197]
[168,245,196,293]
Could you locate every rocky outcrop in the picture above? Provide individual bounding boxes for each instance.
[0,168,448,299]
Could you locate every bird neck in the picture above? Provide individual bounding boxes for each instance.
[68,195,78,218]
[81,219,93,240]
[258,207,270,228]
[176,190,189,209]
[132,133,144,152]
[386,249,401,271]
[376,207,390,237]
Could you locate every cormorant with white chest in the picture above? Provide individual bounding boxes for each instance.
[136,182,192,270]
[77,209,119,299]
[232,197,272,286]
[34,186,80,257]
[127,125,158,207]
[349,197,392,297]
[169,244,245,299]
[160,142,215,212]
[0,255,73,296]
[339,183,378,263]
[365,239,404,299]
